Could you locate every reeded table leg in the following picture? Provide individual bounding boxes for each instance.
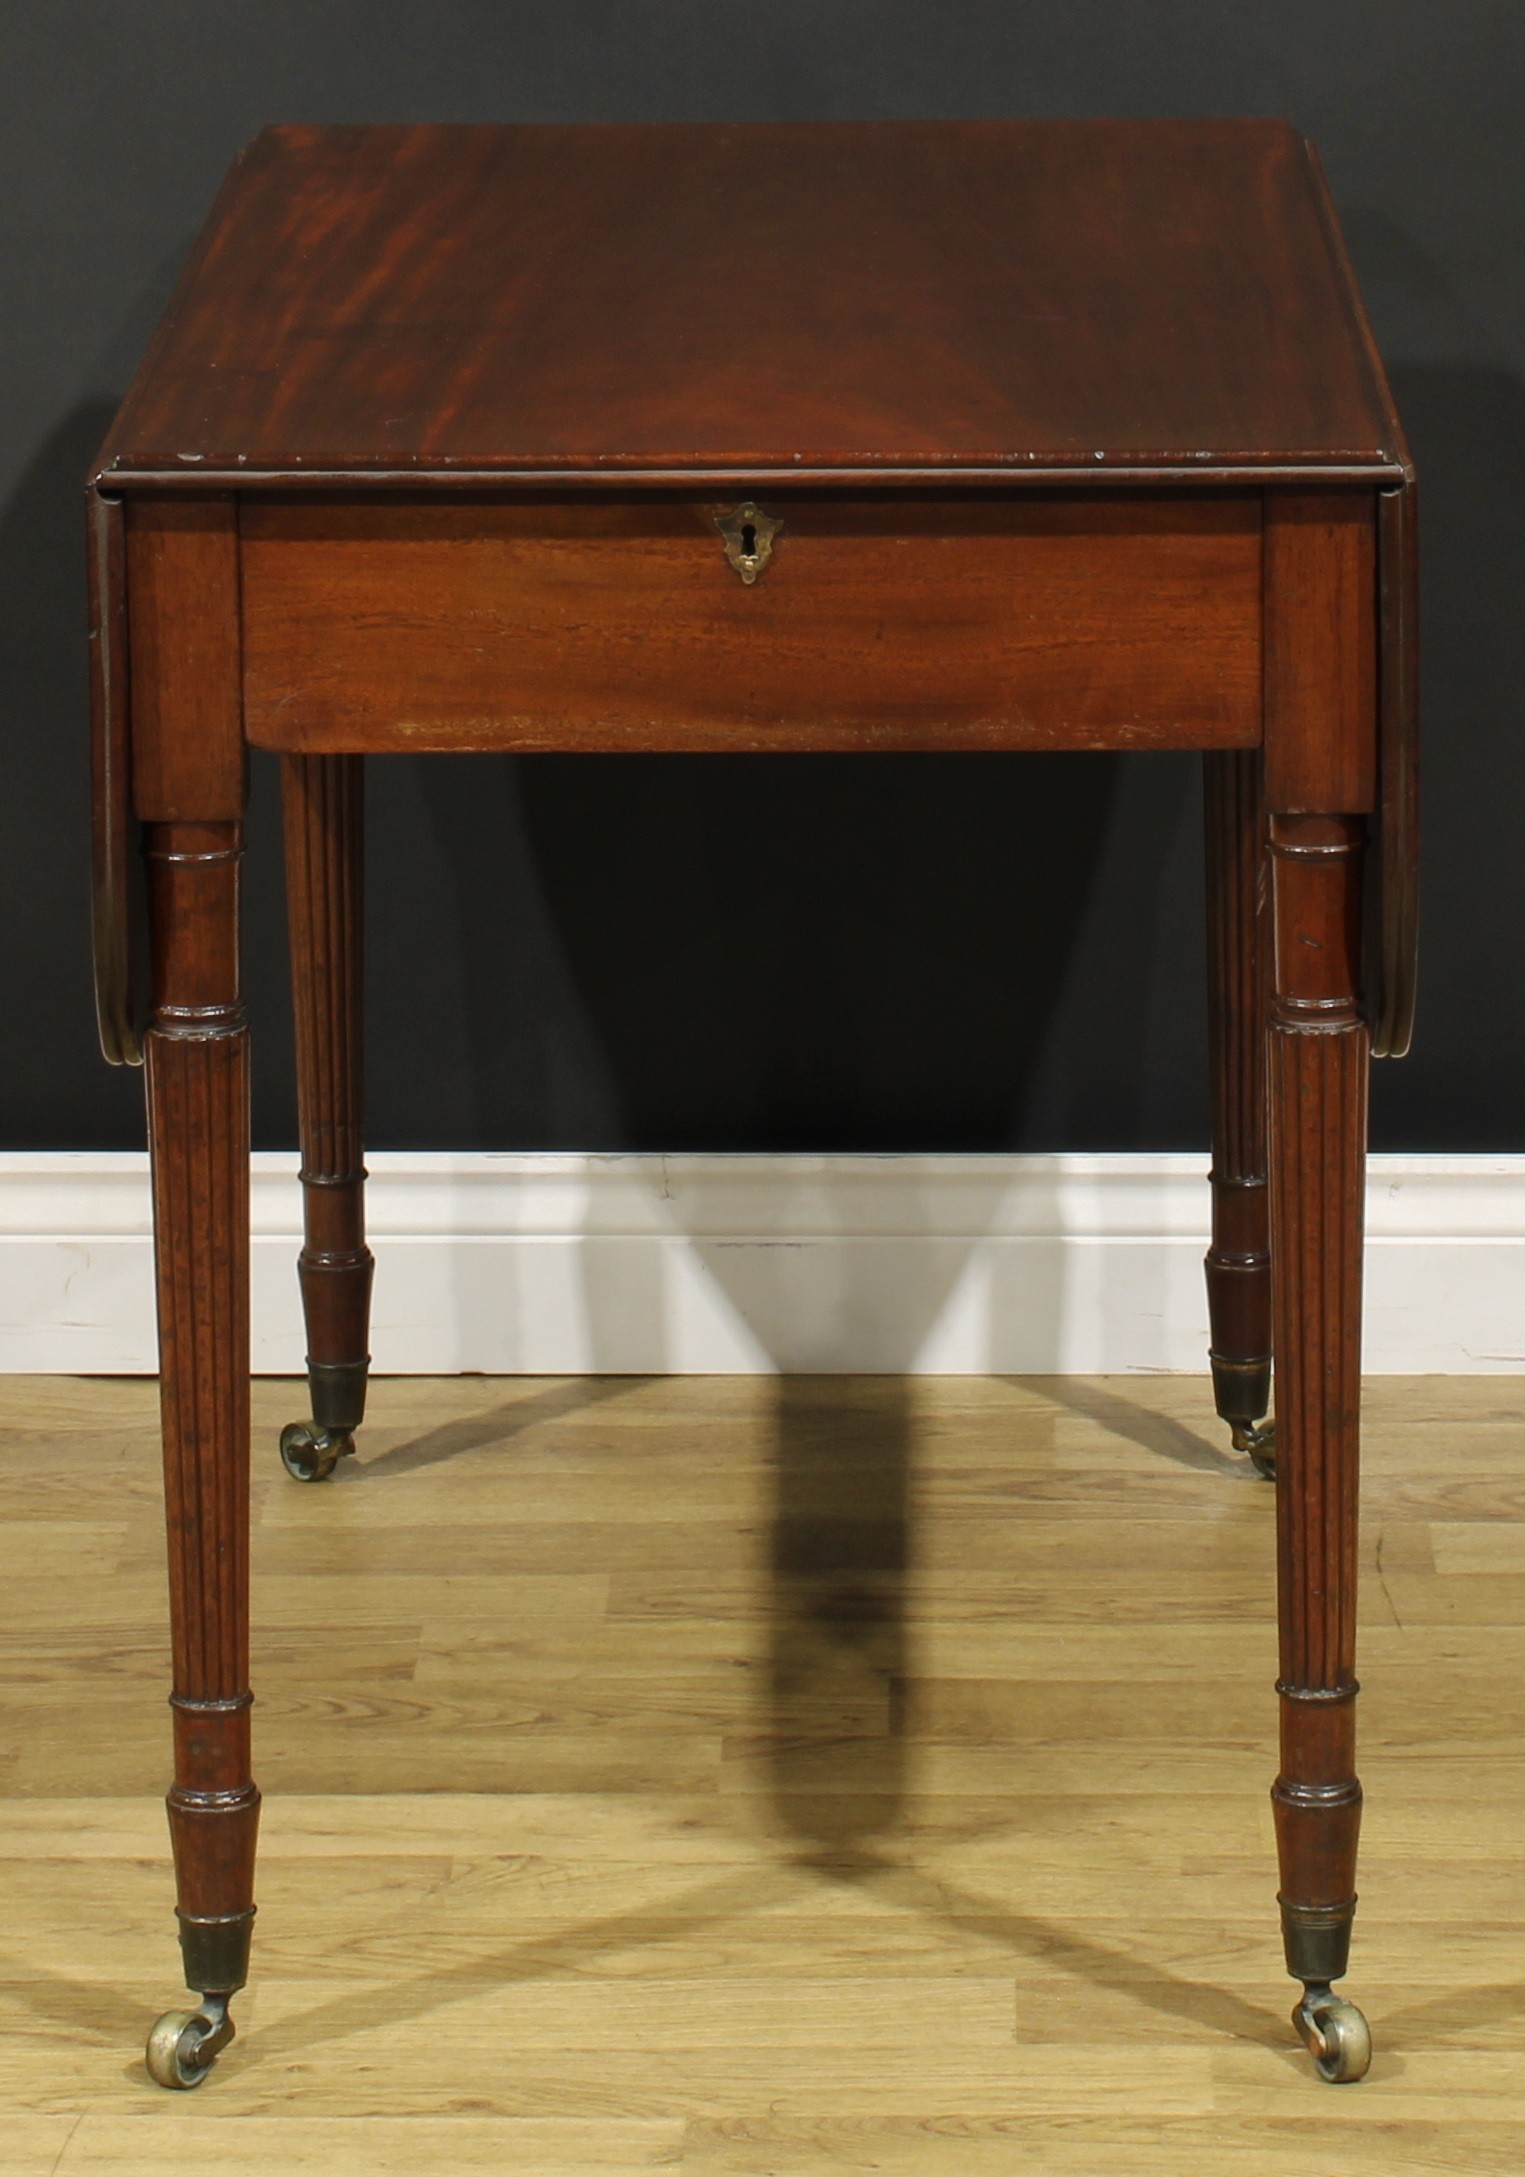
[143,821,258,2088]
[1267,812,1371,2083]
[1203,750,1274,1475]
[279,754,373,1482]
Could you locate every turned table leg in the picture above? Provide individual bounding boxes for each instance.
[1267,811,1371,2083]
[279,754,373,1482]
[142,819,259,2089]
[1203,749,1274,1475]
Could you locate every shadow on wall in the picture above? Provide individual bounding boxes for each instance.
[514,749,1125,1152]
[406,748,1139,1380]
[386,745,1210,1153]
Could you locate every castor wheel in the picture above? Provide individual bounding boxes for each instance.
[279,1420,353,1482]
[145,1995,234,2089]
[1294,1986,1372,2083]
[1231,1418,1277,1481]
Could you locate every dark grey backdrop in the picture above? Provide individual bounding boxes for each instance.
[5,3,1520,1153]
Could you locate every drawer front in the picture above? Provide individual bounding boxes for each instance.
[240,494,1263,754]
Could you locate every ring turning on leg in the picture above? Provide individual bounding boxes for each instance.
[1267,809,1371,2081]
[144,816,260,2088]
[1202,751,1274,1475]
[281,755,373,1481]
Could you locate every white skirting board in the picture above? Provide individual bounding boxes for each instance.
[0,1151,1521,1375]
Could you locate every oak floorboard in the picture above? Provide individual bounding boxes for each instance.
[0,1374,1520,2168]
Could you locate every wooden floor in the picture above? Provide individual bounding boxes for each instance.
[0,1373,1523,2172]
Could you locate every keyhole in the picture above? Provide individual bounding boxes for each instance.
[715,503,777,582]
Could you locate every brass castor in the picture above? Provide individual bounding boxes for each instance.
[279,1420,353,1482]
[1231,1418,1277,1481]
[1293,1986,1372,2083]
[1210,1357,1275,1479]
[145,1995,235,2089]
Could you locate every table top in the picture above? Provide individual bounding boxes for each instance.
[94,119,1407,492]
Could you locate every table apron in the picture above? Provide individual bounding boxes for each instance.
[238,492,1264,756]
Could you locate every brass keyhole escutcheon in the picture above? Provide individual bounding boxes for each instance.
[713,502,782,584]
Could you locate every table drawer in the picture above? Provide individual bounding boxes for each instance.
[240,494,1263,754]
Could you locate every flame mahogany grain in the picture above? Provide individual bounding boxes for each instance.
[94,121,1404,484]
[241,495,1264,756]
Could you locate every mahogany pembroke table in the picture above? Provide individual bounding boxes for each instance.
[87,120,1417,2090]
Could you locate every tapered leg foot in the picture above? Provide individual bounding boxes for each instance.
[280,1359,368,1480]
[281,1353,367,1478]
[1213,1351,1275,1473]
[145,1902,253,2086]
[1216,1364,1276,1478]
[1235,1424,1276,1481]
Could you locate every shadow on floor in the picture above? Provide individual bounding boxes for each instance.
[764,1376,913,1860]
[339,1375,637,1480]
[51,1374,1319,2082]
[1031,1375,1259,1481]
